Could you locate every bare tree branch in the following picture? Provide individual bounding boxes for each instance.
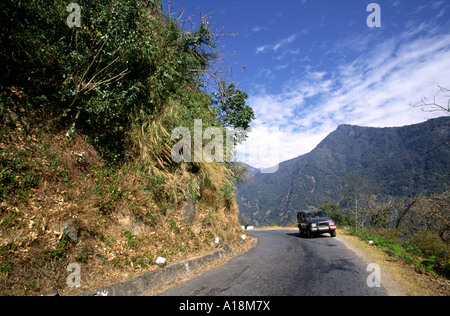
[412,86,450,114]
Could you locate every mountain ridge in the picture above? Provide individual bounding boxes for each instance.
[237,116,450,226]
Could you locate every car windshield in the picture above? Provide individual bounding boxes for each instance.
[306,211,327,219]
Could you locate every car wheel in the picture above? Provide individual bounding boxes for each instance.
[300,229,306,238]
[330,230,336,237]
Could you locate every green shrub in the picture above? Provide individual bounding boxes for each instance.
[349,227,450,277]
[0,148,40,203]
[1,0,237,164]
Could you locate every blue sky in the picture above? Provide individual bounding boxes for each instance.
[166,0,450,168]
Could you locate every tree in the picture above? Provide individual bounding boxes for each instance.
[213,82,255,143]
[411,87,450,157]
[340,172,377,229]
[414,86,450,115]
[319,201,355,227]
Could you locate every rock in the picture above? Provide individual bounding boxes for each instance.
[62,221,78,245]
[43,288,59,296]
[156,257,167,267]
[182,200,196,226]
[222,243,231,253]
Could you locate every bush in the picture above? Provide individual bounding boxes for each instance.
[319,201,354,226]
[349,227,450,277]
[0,0,228,164]
[0,148,40,203]
[411,231,449,276]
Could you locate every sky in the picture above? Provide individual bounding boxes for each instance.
[165,0,450,169]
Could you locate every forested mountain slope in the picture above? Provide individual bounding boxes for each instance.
[237,117,450,226]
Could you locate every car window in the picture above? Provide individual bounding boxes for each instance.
[311,211,327,218]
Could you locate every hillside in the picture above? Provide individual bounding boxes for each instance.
[0,0,250,295]
[237,117,450,226]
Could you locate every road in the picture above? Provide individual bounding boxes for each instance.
[160,229,389,296]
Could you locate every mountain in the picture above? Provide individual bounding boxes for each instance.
[239,162,260,175]
[236,117,450,226]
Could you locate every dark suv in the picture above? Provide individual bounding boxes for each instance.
[298,210,337,238]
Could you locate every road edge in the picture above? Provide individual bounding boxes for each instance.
[79,237,258,296]
[336,233,406,296]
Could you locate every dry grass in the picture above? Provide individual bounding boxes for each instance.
[0,128,245,296]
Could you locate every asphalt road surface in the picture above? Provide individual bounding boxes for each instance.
[160,229,389,296]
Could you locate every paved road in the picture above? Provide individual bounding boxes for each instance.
[160,229,389,296]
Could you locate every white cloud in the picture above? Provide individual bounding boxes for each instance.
[252,25,268,33]
[255,33,298,57]
[238,30,450,169]
[255,45,269,54]
[273,34,297,51]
